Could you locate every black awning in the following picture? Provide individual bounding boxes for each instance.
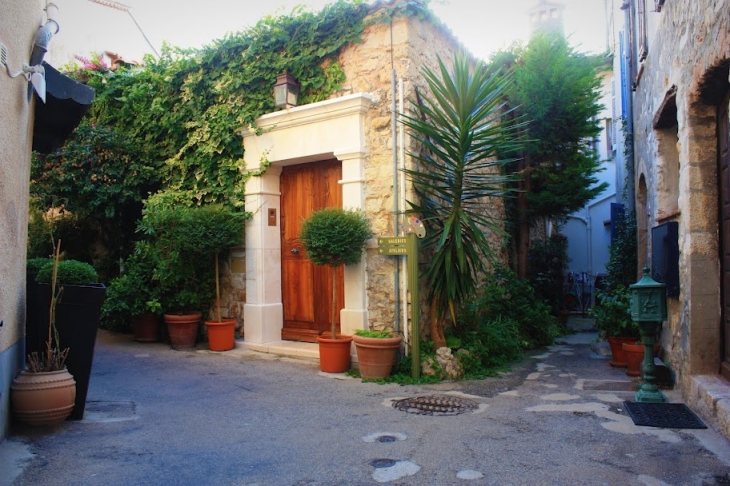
[32,61,95,154]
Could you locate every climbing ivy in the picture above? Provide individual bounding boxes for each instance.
[76,0,372,209]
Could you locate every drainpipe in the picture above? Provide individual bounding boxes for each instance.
[621,0,636,212]
[392,66,401,334]
[390,17,401,335]
[29,2,59,66]
[399,77,408,345]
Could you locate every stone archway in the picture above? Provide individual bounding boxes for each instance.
[241,93,374,344]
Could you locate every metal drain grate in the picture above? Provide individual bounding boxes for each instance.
[624,401,707,429]
[392,394,478,416]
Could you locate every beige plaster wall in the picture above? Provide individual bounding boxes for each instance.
[632,0,730,387]
[0,0,43,439]
[0,1,39,353]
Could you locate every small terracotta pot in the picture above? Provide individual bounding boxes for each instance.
[164,312,201,349]
[623,342,661,377]
[607,336,639,368]
[11,369,76,426]
[317,335,353,373]
[205,319,236,351]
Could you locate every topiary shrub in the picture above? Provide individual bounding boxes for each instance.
[36,259,99,285]
[299,207,372,339]
[27,258,53,273]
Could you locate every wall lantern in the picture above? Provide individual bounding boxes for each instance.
[629,266,668,403]
[273,73,299,109]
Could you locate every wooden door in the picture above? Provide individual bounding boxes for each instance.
[280,160,343,342]
[719,90,730,380]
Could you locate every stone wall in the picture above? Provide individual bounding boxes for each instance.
[632,0,729,407]
[333,7,507,334]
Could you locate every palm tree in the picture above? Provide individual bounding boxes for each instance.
[400,52,523,348]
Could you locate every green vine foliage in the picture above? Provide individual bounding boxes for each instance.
[77,0,371,209]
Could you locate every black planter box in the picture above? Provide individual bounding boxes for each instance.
[27,282,106,420]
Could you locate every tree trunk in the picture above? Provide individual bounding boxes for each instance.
[430,297,446,350]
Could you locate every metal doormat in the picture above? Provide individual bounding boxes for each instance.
[623,401,707,429]
[392,394,478,416]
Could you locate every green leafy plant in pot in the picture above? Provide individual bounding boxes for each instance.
[299,207,372,372]
[101,252,163,342]
[590,285,639,368]
[136,196,246,349]
[353,327,403,380]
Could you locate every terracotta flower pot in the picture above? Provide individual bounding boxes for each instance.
[132,312,160,343]
[623,342,661,377]
[353,334,403,379]
[607,336,639,368]
[164,312,201,349]
[11,369,76,426]
[317,335,353,373]
[205,319,236,352]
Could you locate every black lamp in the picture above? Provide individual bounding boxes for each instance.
[273,73,299,109]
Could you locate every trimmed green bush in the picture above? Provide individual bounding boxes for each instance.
[36,260,98,285]
[27,258,53,273]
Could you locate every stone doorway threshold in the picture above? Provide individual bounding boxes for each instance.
[236,339,320,361]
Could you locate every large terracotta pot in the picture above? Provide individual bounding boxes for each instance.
[11,369,76,426]
[205,319,236,351]
[607,336,639,368]
[164,312,201,349]
[623,342,661,377]
[353,334,403,379]
[317,335,353,373]
[132,312,160,342]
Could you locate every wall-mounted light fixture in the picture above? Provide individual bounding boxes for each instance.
[273,73,300,109]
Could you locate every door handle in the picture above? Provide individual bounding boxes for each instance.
[291,248,299,254]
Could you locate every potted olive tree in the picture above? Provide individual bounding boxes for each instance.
[299,207,372,373]
[137,197,246,350]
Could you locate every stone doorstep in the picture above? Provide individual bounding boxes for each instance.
[688,375,730,440]
[235,339,321,361]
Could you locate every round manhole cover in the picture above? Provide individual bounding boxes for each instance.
[370,458,397,469]
[392,394,478,416]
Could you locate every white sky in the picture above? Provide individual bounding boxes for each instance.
[47,0,607,66]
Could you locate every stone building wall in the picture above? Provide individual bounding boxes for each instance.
[229,3,509,342]
[632,0,730,435]
[333,7,507,334]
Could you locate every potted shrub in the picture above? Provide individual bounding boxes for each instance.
[299,207,372,372]
[590,285,639,368]
[136,198,246,349]
[101,251,162,342]
[353,328,403,379]
[205,252,236,352]
[12,241,77,425]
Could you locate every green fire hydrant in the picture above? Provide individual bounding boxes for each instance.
[629,266,668,403]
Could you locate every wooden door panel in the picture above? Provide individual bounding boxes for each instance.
[280,160,343,342]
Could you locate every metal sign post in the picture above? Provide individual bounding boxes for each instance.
[377,219,423,379]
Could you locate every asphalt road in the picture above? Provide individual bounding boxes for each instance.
[3,329,730,485]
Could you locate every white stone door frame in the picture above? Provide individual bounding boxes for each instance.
[241,93,374,344]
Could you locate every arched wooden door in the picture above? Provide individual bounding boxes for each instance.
[719,89,730,380]
[280,159,344,342]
